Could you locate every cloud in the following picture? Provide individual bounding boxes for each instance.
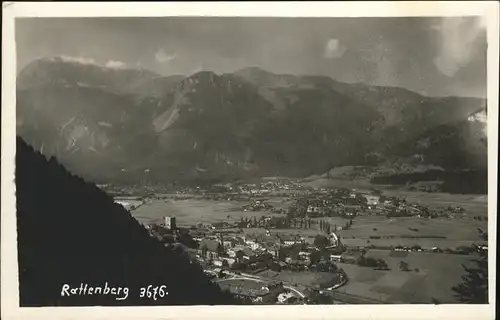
[324,38,347,59]
[155,48,176,63]
[58,55,97,65]
[433,17,486,77]
[105,60,126,69]
[55,55,128,70]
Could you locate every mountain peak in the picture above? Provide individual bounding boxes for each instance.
[235,66,274,75]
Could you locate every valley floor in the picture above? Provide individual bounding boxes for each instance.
[120,177,488,304]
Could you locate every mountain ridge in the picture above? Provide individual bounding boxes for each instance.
[16,58,487,184]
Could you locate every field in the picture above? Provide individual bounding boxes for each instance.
[131,198,283,226]
[128,187,488,304]
[217,278,266,290]
[256,270,338,288]
[131,191,488,250]
[340,216,486,240]
[335,250,480,303]
[382,191,488,216]
[312,214,487,249]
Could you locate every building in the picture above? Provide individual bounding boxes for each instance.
[279,234,303,246]
[298,251,311,263]
[164,216,177,230]
[329,232,340,247]
[277,291,296,304]
[241,247,255,260]
[222,283,284,304]
[245,238,261,250]
[198,238,223,261]
[362,194,380,206]
[307,205,321,214]
[213,257,236,267]
[330,254,343,262]
[261,242,280,257]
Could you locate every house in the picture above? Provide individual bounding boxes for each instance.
[278,291,296,304]
[362,194,380,206]
[228,244,248,258]
[213,257,236,267]
[256,234,283,247]
[329,232,340,247]
[241,247,255,260]
[330,254,343,262]
[307,205,321,214]
[287,259,311,271]
[258,242,280,257]
[198,238,223,261]
[279,234,303,246]
[233,236,246,246]
[223,282,284,304]
[223,240,234,248]
[298,251,311,262]
[245,238,261,250]
[213,259,224,267]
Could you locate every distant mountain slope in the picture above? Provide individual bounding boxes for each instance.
[16,82,161,181]
[235,67,487,170]
[16,136,239,306]
[16,58,487,183]
[17,57,160,94]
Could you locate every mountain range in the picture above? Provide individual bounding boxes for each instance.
[16,57,487,184]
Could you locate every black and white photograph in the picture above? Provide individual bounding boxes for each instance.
[1,2,498,320]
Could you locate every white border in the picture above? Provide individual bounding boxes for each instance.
[2,2,498,320]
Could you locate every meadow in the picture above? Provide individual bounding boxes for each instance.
[257,270,338,289]
[131,198,283,226]
[384,191,488,215]
[335,250,480,303]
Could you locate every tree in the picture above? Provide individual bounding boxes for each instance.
[177,231,198,249]
[278,248,287,261]
[308,291,335,304]
[310,250,321,265]
[269,261,281,272]
[399,260,410,271]
[376,259,389,270]
[15,137,240,306]
[314,235,330,249]
[451,232,488,303]
[200,244,208,259]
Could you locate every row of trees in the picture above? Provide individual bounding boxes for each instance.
[356,256,413,272]
[318,218,353,233]
[237,216,314,229]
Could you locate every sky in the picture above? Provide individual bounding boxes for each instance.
[16,17,487,97]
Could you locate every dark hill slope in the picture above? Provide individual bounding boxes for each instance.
[15,137,239,306]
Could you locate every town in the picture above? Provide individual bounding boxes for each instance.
[106,178,488,304]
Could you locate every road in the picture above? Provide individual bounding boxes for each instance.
[215,271,307,298]
[214,269,386,304]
